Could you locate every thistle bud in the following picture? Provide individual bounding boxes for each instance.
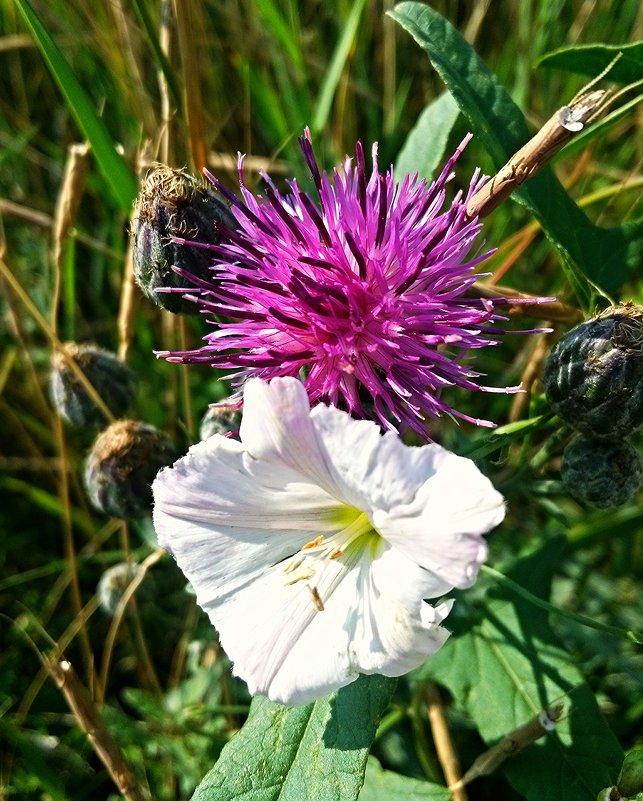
[560,434,642,509]
[132,164,236,314]
[84,420,179,519]
[50,342,136,428]
[543,305,643,439]
[199,403,242,440]
[97,562,142,616]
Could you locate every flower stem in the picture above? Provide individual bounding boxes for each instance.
[480,564,642,645]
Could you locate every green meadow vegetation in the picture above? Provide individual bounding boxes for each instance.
[0,1,642,799]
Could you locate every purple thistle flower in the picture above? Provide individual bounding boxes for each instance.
[158,129,532,435]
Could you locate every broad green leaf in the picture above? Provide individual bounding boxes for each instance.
[395,91,460,180]
[389,2,643,298]
[192,674,396,801]
[416,539,623,801]
[537,41,643,85]
[14,0,138,212]
[360,757,451,801]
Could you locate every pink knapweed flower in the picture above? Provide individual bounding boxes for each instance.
[158,129,523,435]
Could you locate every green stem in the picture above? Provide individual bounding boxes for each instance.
[481,564,642,645]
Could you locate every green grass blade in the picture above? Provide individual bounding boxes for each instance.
[131,0,182,111]
[312,0,368,134]
[14,0,138,212]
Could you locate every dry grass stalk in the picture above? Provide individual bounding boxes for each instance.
[46,656,149,801]
[425,683,468,801]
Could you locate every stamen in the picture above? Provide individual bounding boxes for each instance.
[284,556,305,574]
[308,585,325,611]
[303,535,325,550]
[285,567,316,585]
[329,547,343,559]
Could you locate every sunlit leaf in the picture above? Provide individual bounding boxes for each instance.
[395,91,460,180]
[416,539,623,801]
[390,2,643,298]
[192,675,396,801]
[537,41,643,84]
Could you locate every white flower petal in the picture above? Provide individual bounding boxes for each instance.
[153,434,342,600]
[200,538,453,705]
[374,446,505,590]
[240,377,349,500]
[310,405,440,512]
[153,378,506,704]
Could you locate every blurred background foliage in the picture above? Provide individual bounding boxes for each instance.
[0,0,641,798]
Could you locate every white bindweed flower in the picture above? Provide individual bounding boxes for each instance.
[152,377,505,704]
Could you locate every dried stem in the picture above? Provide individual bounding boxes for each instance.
[467,89,614,219]
[173,0,207,172]
[51,143,90,336]
[424,683,468,801]
[97,548,165,704]
[45,657,149,801]
[509,332,553,422]
[450,704,564,791]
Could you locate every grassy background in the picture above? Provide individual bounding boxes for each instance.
[1,0,642,798]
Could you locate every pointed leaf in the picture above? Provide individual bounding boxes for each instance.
[395,91,460,181]
[537,41,643,85]
[389,2,643,297]
[192,674,396,801]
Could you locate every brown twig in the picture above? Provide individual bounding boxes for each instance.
[450,703,565,791]
[467,89,614,219]
[509,331,554,423]
[45,657,149,801]
[469,281,584,323]
[425,683,468,801]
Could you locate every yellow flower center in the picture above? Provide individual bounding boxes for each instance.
[283,506,381,611]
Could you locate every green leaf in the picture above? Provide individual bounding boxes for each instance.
[416,539,623,801]
[360,757,451,801]
[192,674,396,801]
[389,2,643,298]
[14,0,138,212]
[395,91,460,180]
[537,41,643,84]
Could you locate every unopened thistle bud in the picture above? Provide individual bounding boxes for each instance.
[199,404,242,440]
[50,342,136,428]
[132,164,236,314]
[84,420,179,519]
[97,562,143,616]
[561,434,642,509]
[543,305,643,439]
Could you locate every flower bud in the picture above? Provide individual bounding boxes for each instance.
[543,305,643,439]
[560,434,642,509]
[199,403,242,440]
[84,420,179,519]
[97,562,142,616]
[50,342,136,428]
[132,164,236,314]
